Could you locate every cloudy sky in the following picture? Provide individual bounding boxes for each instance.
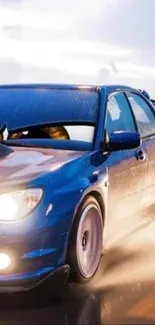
[0,0,155,96]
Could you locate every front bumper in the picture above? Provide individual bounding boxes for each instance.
[0,209,73,293]
[0,264,70,293]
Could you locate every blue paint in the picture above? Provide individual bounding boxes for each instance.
[22,248,57,259]
[0,83,143,290]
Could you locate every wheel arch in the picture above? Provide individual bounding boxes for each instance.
[88,190,105,225]
[74,190,106,227]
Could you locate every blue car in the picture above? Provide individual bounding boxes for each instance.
[0,83,154,292]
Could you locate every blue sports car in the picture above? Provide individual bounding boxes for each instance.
[0,83,154,292]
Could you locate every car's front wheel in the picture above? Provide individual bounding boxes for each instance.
[67,196,103,283]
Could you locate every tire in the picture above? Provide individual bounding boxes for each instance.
[67,196,103,283]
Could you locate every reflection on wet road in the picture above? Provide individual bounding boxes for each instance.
[1,220,155,324]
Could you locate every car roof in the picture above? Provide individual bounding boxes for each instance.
[0,83,135,92]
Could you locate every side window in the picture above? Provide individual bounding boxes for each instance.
[127,93,155,138]
[106,92,136,135]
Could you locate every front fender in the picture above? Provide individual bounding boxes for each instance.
[50,165,108,222]
[49,177,90,217]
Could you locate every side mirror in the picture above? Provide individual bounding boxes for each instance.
[106,131,141,151]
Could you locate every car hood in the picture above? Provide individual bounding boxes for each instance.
[0,146,86,187]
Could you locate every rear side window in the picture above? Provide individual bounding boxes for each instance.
[127,93,155,138]
[106,92,136,135]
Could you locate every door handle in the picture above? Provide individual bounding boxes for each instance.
[136,149,147,161]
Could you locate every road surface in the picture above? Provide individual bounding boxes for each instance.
[0,219,155,324]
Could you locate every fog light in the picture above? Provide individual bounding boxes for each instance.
[0,253,11,270]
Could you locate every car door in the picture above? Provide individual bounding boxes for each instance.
[104,91,148,245]
[127,91,155,212]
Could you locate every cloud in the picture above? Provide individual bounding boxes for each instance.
[0,0,155,97]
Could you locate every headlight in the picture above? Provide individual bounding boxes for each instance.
[0,188,43,221]
[0,253,11,270]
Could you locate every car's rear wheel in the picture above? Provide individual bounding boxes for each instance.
[67,196,103,283]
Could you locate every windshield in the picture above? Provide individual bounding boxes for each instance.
[0,87,99,150]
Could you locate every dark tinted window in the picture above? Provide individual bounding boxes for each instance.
[127,93,155,138]
[106,93,136,135]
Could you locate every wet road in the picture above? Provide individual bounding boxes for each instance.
[1,219,155,324]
